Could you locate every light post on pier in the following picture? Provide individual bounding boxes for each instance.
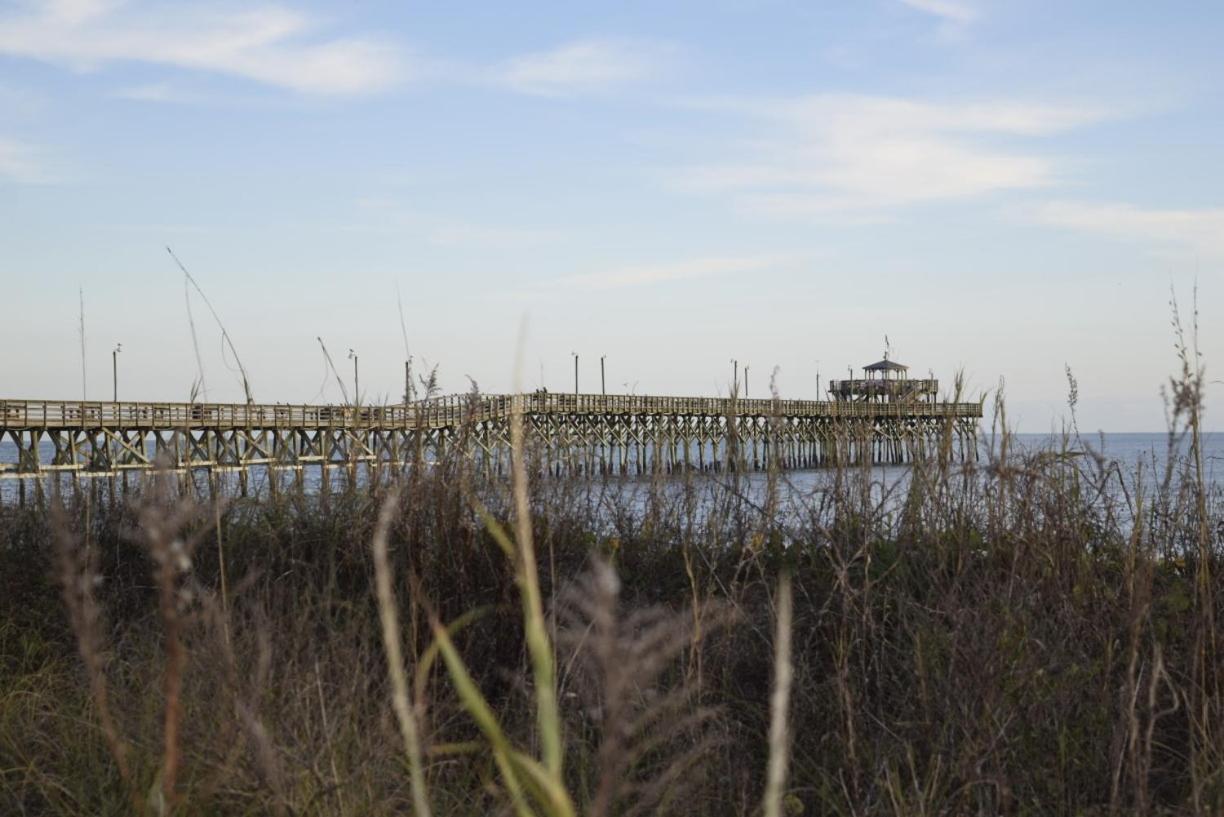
[744,366,750,399]
[572,352,579,394]
[815,360,821,400]
[600,355,606,396]
[112,343,122,402]
[730,358,738,394]
[348,349,359,404]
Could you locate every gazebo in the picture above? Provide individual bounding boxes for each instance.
[829,355,938,403]
[864,358,909,381]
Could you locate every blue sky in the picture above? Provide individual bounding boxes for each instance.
[2,0,1222,430]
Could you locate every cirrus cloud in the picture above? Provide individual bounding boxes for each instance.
[676,94,1110,216]
[0,0,405,95]
[900,0,979,25]
[1036,200,1224,259]
[496,38,670,97]
[0,137,53,183]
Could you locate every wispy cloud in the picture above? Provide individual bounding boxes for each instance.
[496,38,667,96]
[1036,200,1224,258]
[112,81,187,103]
[557,254,784,290]
[0,137,51,183]
[0,1,404,95]
[899,0,979,25]
[676,94,1107,216]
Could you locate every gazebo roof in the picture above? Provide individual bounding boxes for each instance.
[864,359,908,372]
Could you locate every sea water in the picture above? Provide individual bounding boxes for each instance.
[2,432,1222,506]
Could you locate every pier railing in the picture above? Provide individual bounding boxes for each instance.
[2,394,982,432]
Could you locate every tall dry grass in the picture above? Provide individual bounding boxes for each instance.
[1,337,1222,816]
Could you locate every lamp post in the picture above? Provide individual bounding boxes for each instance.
[348,349,359,404]
[815,360,821,400]
[730,358,738,394]
[572,352,579,394]
[744,366,750,399]
[112,343,122,402]
[600,355,606,396]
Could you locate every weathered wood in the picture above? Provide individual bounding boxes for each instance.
[0,393,982,480]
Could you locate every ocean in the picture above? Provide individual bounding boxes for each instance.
[2,431,1222,506]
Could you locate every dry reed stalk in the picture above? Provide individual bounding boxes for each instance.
[1167,288,1219,812]
[762,571,793,817]
[510,388,563,779]
[371,486,433,817]
[140,491,198,812]
[585,564,623,817]
[214,493,229,646]
[234,698,286,816]
[1111,463,1151,815]
[680,540,705,695]
[314,657,346,814]
[205,590,286,815]
[555,557,726,817]
[50,496,141,813]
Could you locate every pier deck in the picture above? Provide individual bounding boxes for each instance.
[0,394,982,478]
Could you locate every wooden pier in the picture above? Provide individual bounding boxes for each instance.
[0,390,981,481]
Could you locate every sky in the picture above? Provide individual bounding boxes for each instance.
[2,0,1223,431]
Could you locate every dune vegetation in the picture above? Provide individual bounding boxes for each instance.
[2,336,1222,817]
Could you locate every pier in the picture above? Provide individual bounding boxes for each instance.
[0,388,981,481]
